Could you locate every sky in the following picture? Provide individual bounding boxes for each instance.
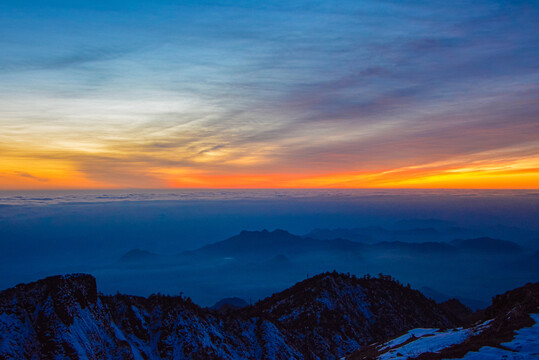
[0,0,538,189]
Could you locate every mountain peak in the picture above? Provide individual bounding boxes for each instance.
[192,228,304,258]
[0,271,457,360]
[0,274,98,328]
[4,273,534,360]
[210,297,248,312]
[243,272,455,357]
[1,273,97,302]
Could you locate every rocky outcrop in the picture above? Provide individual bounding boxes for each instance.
[0,272,456,360]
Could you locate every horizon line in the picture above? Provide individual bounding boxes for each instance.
[1,187,538,192]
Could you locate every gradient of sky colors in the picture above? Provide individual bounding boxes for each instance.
[1,0,538,189]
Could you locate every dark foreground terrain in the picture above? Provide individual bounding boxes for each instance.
[0,272,537,359]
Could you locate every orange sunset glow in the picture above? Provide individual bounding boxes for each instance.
[1,0,538,191]
[1,3,539,359]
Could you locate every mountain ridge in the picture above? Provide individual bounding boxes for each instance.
[1,272,537,359]
[0,272,456,360]
[121,229,526,263]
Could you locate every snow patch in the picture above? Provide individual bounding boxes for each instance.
[449,313,539,360]
[377,320,493,360]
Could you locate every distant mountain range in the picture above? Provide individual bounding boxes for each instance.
[306,221,539,249]
[450,237,523,252]
[1,272,537,359]
[420,286,489,311]
[210,297,249,312]
[121,229,525,264]
[189,229,525,258]
[305,225,466,244]
[184,229,363,260]
[112,229,535,307]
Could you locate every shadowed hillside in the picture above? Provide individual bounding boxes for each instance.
[0,272,455,360]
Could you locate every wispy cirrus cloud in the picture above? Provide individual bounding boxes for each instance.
[0,0,538,188]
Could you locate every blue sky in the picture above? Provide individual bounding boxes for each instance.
[1,0,538,188]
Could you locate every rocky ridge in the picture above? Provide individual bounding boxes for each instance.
[0,272,455,360]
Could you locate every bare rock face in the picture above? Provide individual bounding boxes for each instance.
[0,272,457,360]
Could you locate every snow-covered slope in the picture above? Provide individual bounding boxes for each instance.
[0,272,455,360]
[3,273,536,360]
[348,282,539,360]
[364,320,492,360]
[450,314,539,360]
[349,317,538,360]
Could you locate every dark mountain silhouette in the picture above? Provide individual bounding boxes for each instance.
[110,229,537,309]
[244,273,455,357]
[0,272,456,360]
[370,241,455,254]
[183,230,523,262]
[119,232,525,267]
[186,229,364,260]
[306,222,475,244]
[307,226,449,244]
[438,299,473,324]
[119,248,159,263]
[306,227,387,243]
[2,273,537,360]
[420,286,489,311]
[450,237,522,253]
[210,297,249,312]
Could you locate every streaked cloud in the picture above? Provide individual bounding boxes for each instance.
[0,0,538,189]
[14,171,48,182]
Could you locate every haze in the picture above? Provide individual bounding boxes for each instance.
[1,189,537,307]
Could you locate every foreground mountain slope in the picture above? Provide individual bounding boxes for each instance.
[2,274,290,360]
[0,272,455,360]
[246,273,454,358]
[348,282,539,360]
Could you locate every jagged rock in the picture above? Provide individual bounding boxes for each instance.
[0,272,456,360]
